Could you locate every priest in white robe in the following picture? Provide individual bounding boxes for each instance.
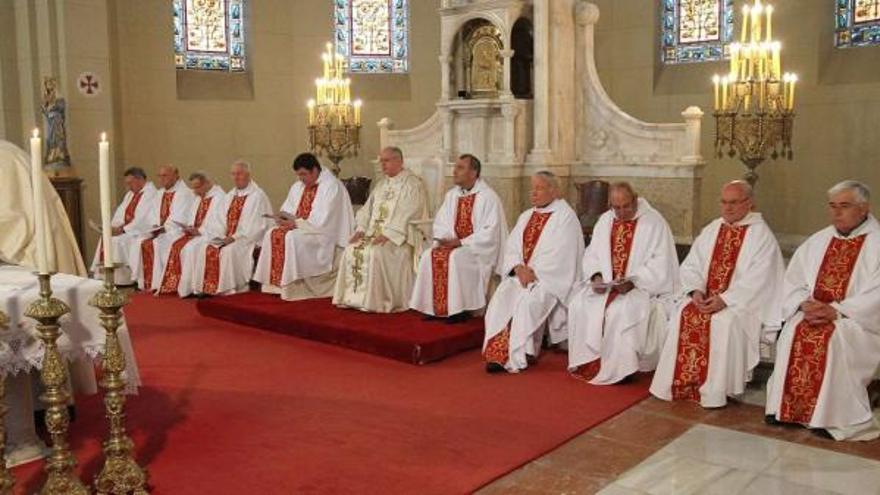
[253,153,355,300]
[90,166,157,284]
[192,161,272,296]
[409,154,508,322]
[332,147,428,313]
[0,139,86,276]
[129,165,196,290]
[567,182,679,384]
[153,172,225,297]
[650,181,785,407]
[766,181,880,441]
[483,171,584,373]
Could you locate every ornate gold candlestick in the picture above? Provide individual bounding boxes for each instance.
[89,265,148,494]
[24,273,88,495]
[0,311,16,494]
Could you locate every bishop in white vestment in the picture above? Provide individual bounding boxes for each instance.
[253,153,355,300]
[192,161,272,296]
[567,183,679,384]
[766,181,880,441]
[90,167,157,284]
[483,172,584,373]
[129,165,196,290]
[153,172,225,297]
[409,154,508,321]
[332,147,428,313]
[650,181,785,407]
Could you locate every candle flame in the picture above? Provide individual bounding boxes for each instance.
[32,128,39,138]
[100,132,107,142]
[353,99,362,107]
[307,99,315,108]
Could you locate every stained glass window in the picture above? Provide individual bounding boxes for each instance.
[335,0,409,74]
[662,0,734,64]
[173,0,246,72]
[836,0,880,48]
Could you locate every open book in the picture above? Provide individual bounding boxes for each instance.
[87,219,103,234]
[590,277,633,291]
[173,220,194,230]
[209,237,226,246]
[262,211,295,222]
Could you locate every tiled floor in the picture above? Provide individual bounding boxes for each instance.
[478,375,880,495]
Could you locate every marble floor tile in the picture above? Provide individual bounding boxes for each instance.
[612,452,731,495]
[693,469,758,494]
[763,442,880,495]
[660,424,790,472]
[737,475,838,495]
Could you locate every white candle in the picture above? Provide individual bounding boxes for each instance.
[354,99,362,126]
[712,75,721,111]
[99,132,113,268]
[789,74,797,110]
[741,6,750,43]
[765,5,773,43]
[30,129,49,274]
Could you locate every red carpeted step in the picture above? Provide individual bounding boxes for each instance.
[196,292,485,364]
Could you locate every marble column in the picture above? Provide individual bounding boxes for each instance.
[500,49,514,97]
[682,106,704,164]
[501,102,519,163]
[527,0,553,164]
[439,54,452,100]
[440,109,454,161]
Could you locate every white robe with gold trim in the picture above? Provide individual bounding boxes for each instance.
[332,169,428,313]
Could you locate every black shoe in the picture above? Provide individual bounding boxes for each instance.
[485,362,506,374]
[764,414,782,426]
[810,428,834,440]
[445,312,470,324]
[422,314,440,321]
[526,354,538,366]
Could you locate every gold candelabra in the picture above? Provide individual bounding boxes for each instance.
[307,42,362,175]
[24,273,89,495]
[713,0,797,186]
[89,265,149,494]
[0,311,15,494]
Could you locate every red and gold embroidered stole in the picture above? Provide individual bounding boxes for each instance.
[430,194,477,316]
[268,184,320,287]
[671,223,748,401]
[484,210,554,365]
[141,191,176,288]
[778,234,866,423]
[100,190,144,263]
[203,195,248,295]
[572,218,638,381]
[158,196,214,294]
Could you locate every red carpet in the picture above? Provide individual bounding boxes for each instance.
[12,294,650,495]
[196,292,485,364]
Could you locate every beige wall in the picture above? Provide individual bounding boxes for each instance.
[590,0,880,238]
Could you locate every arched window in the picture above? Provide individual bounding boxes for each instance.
[173,0,246,72]
[836,0,880,48]
[662,0,734,64]
[335,0,409,74]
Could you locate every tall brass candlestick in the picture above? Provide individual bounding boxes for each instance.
[24,273,89,495]
[89,265,149,495]
[0,311,15,494]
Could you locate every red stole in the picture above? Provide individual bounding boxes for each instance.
[778,235,866,423]
[158,196,214,294]
[203,195,248,295]
[671,223,749,401]
[431,194,477,316]
[572,218,638,381]
[483,210,554,365]
[269,184,320,287]
[99,190,144,263]
[141,191,176,289]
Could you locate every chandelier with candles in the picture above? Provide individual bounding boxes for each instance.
[713,0,797,186]
[307,42,362,175]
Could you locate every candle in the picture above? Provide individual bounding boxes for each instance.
[307,99,316,125]
[765,5,773,42]
[721,76,729,111]
[730,43,740,77]
[98,132,113,268]
[29,129,49,273]
[782,73,791,110]
[322,54,330,79]
[712,75,721,111]
[344,78,351,103]
[741,5,750,43]
[354,99,362,126]
[772,42,781,80]
[789,74,797,110]
[751,2,762,43]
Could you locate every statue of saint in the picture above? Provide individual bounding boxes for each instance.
[41,77,71,173]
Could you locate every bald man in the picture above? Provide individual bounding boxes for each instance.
[482,172,584,373]
[567,182,679,385]
[651,181,785,408]
[766,181,880,441]
[128,164,197,290]
[332,147,428,313]
[192,161,272,296]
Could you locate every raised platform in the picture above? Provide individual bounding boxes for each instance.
[196,293,485,365]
